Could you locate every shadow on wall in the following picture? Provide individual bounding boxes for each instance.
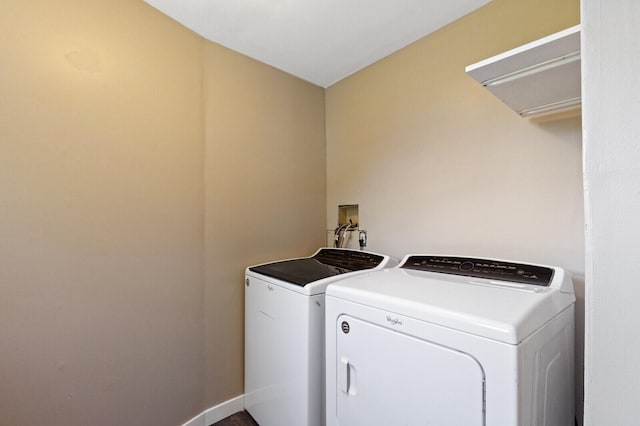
[571,273,585,426]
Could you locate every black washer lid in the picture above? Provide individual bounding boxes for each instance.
[249,249,385,287]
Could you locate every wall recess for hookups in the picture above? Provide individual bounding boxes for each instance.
[338,204,359,228]
[332,205,363,249]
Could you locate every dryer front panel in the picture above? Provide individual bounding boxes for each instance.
[334,314,486,426]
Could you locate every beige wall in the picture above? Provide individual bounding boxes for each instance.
[201,44,326,406]
[0,0,326,424]
[326,0,583,419]
[0,0,204,424]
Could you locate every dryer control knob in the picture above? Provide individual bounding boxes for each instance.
[460,261,474,272]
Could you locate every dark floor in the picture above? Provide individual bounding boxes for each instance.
[211,410,259,426]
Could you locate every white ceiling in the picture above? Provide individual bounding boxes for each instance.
[144,0,492,88]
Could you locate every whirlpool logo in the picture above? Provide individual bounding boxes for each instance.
[386,316,402,326]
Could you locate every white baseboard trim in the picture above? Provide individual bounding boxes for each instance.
[181,394,245,426]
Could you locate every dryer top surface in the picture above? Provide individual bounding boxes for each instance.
[326,255,575,344]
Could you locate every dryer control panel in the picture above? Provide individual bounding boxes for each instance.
[401,256,553,286]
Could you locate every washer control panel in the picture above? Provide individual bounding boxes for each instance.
[314,248,385,271]
[401,255,553,286]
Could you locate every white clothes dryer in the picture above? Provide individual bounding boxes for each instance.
[245,248,392,426]
[325,255,575,426]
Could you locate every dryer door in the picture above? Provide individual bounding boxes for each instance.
[335,315,485,426]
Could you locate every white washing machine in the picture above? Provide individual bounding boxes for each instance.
[244,248,392,426]
[326,255,575,426]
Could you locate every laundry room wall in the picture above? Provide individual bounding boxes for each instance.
[0,0,205,424]
[201,44,327,408]
[0,0,327,424]
[325,0,584,420]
